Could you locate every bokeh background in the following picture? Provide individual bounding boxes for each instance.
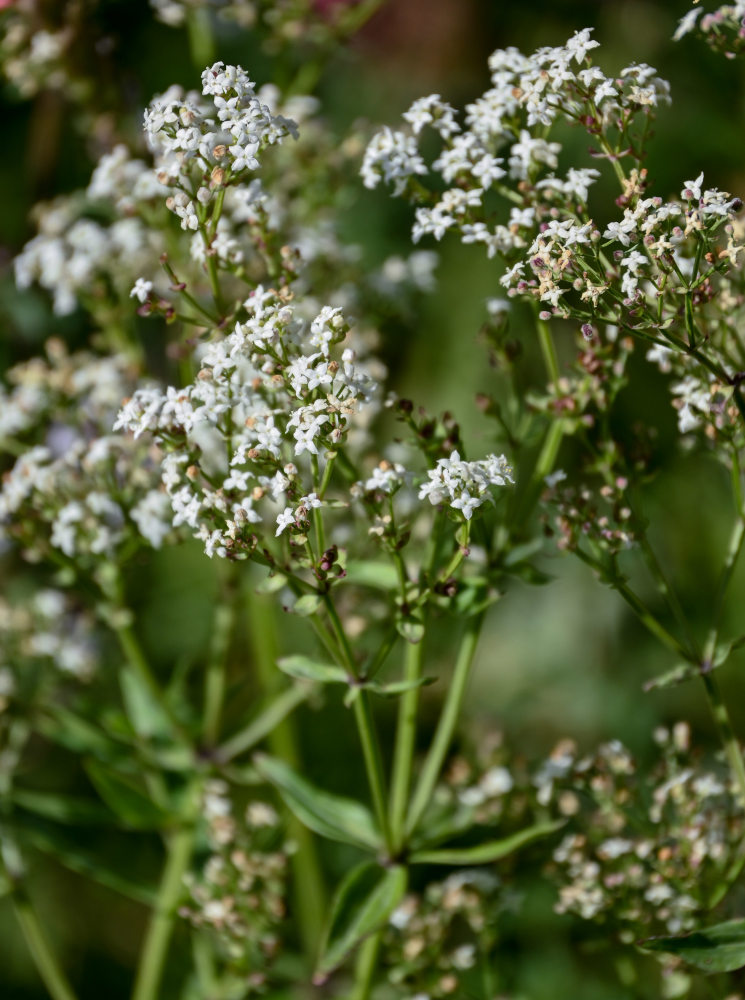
[2,0,745,996]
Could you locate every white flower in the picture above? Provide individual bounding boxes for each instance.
[130,278,153,303]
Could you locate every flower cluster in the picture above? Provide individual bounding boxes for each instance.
[364,30,745,449]
[0,589,98,688]
[545,725,745,941]
[419,451,513,521]
[384,870,502,1000]
[0,341,171,565]
[180,781,288,990]
[674,2,745,57]
[544,476,636,555]
[114,285,380,559]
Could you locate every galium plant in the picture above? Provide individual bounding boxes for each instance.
[5,5,745,1000]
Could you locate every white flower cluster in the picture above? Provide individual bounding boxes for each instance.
[674,1,745,52]
[115,286,379,558]
[362,29,670,260]
[547,727,744,936]
[0,589,98,684]
[418,451,514,520]
[14,195,158,316]
[0,345,171,561]
[144,62,296,229]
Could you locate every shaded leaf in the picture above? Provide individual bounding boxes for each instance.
[315,861,407,979]
[254,754,379,851]
[37,708,113,756]
[277,656,347,685]
[84,760,169,831]
[120,665,174,741]
[410,819,565,865]
[642,919,745,973]
[22,825,156,906]
[12,789,116,826]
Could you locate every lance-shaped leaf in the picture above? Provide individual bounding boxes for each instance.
[364,676,436,697]
[12,789,117,827]
[344,560,398,591]
[315,861,407,980]
[21,824,156,906]
[84,760,170,831]
[409,818,565,865]
[276,655,348,685]
[254,754,380,851]
[37,707,114,756]
[642,919,745,973]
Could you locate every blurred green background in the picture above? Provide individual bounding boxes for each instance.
[3,0,745,996]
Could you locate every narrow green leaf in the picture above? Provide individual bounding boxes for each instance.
[23,826,156,906]
[120,665,173,741]
[365,676,436,697]
[84,760,169,831]
[410,819,565,865]
[37,708,113,756]
[643,662,698,692]
[315,861,407,979]
[345,560,398,591]
[276,655,348,685]
[12,789,116,826]
[292,594,323,617]
[254,754,380,851]
[642,919,745,973]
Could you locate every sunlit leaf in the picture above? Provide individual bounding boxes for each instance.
[276,655,347,685]
[410,819,565,865]
[254,754,380,851]
[642,919,745,973]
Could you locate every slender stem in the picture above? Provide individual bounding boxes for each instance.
[132,811,198,1000]
[12,895,79,1000]
[202,567,238,747]
[701,671,745,808]
[536,315,561,385]
[699,498,745,809]
[322,594,393,850]
[638,533,701,660]
[245,587,327,959]
[389,638,424,852]
[574,548,692,660]
[353,693,393,852]
[351,928,383,1000]
[406,611,486,836]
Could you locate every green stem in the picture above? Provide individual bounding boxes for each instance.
[389,638,424,852]
[351,928,383,1000]
[202,569,238,747]
[701,671,745,808]
[12,895,78,1000]
[245,588,326,959]
[353,692,393,852]
[406,611,486,836]
[322,595,393,850]
[536,315,560,385]
[132,812,198,1000]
